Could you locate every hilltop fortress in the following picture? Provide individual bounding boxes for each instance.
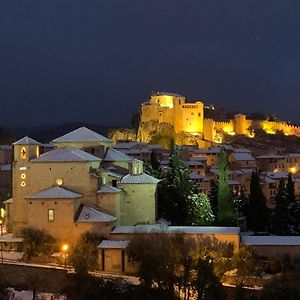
[111,92,300,146]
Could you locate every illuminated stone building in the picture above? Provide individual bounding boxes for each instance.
[128,91,300,145]
[8,127,159,243]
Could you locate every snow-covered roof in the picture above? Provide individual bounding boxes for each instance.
[120,173,160,184]
[97,185,121,193]
[13,136,41,145]
[103,148,138,162]
[26,186,82,199]
[107,170,123,178]
[98,240,129,249]
[112,225,240,235]
[228,180,241,185]
[52,127,111,143]
[231,152,255,161]
[285,153,300,158]
[189,172,204,180]
[0,164,11,171]
[184,160,205,166]
[76,205,116,223]
[3,198,13,204]
[233,148,251,153]
[242,235,300,246]
[0,145,11,150]
[31,147,101,162]
[256,155,284,159]
[113,142,139,150]
[262,171,288,179]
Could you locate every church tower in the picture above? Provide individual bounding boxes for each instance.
[11,136,41,235]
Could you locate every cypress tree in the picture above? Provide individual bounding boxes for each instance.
[286,173,296,204]
[209,180,218,218]
[217,149,234,225]
[150,150,160,171]
[248,172,267,232]
[270,178,289,235]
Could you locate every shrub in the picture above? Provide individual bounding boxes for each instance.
[21,227,56,261]
[68,232,105,277]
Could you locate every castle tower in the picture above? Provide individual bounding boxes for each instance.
[234,114,247,135]
[11,136,41,235]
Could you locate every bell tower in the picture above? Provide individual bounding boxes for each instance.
[12,136,41,235]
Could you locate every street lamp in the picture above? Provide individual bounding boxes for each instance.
[62,244,69,270]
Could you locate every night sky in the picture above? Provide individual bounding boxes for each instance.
[1,1,300,128]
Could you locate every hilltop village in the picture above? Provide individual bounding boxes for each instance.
[0,93,299,295]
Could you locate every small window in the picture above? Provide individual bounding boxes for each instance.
[198,113,201,117]
[48,209,55,222]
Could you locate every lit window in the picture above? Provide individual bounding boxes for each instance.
[36,146,40,158]
[55,178,63,186]
[21,173,26,179]
[48,209,55,222]
[21,181,26,187]
[20,147,26,159]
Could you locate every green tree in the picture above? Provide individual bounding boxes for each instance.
[192,257,224,300]
[150,150,160,171]
[208,180,218,219]
[69,232,105,277]
[186,193,215,225]
[21,227,56,261]
[286,173,296,204]
[270,179,290,235]
[158,140,197,225]
[217,149,234,225]
[248,172,267,232]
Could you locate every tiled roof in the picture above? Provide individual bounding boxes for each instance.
[76,205,116,223]
[97,185,121,193]
[13,136,41,145]
[103,148,139,162]
[26,186,82,199]
[31,147,101,162]
[52,127,111,143]
[98,240,129,249]
[120,173,160,184]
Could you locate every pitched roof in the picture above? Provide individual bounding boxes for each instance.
[103,148,138,162]
[98,240,129,249]
[13,136,41,145]
[26,186,82,199]
[31,147,101,162]
[97,185,121,193]
[75,205,116,223]
[120,173,160,184]
[52,127,111,143]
